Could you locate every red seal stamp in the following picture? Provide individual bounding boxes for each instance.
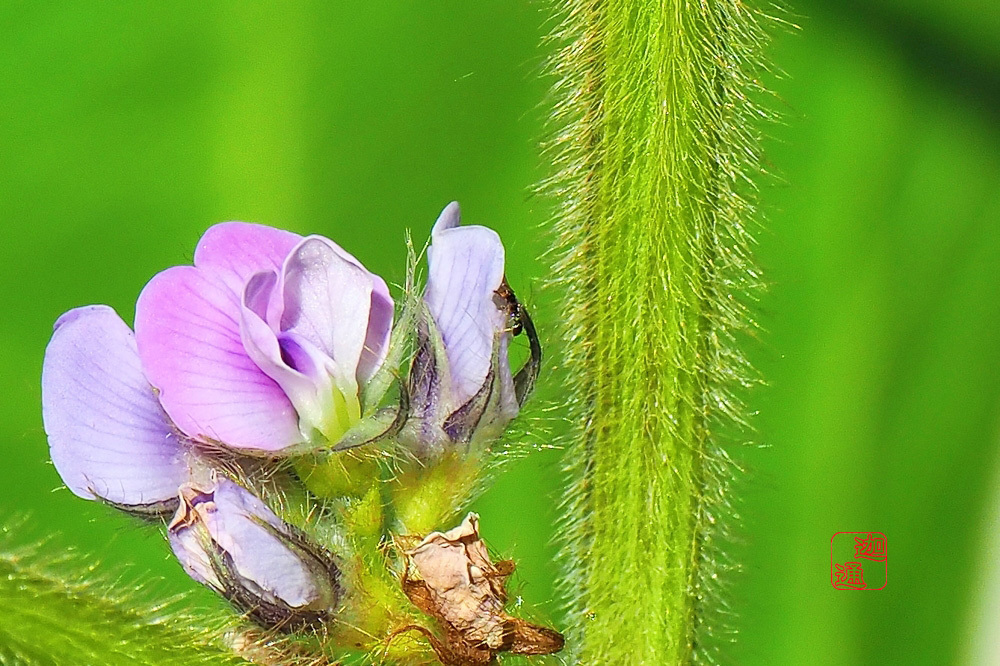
[831,532,887,590]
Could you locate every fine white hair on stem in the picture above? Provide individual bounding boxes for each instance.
[541,0,778,662]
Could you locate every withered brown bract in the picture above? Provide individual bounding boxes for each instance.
[395,513,564,666]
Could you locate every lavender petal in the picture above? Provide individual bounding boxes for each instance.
[168,479,340,619]
[240,271,351,443]
[42,305,188,507]
[425,216,516,415]
[280,237,376,389]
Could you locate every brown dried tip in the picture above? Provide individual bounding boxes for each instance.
[398,513,564,666]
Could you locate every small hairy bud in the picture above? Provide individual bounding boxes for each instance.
[168,479,342,631]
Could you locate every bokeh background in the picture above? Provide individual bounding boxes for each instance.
[1,2,998,664]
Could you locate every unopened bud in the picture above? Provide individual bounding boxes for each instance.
[168,478,341,631]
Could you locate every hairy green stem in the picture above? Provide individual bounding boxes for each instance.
[550,1,764,663]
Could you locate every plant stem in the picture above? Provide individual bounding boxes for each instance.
[550,1,764,662]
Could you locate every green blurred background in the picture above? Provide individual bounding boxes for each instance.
[1,2,998,664]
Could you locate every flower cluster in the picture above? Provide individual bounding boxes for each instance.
[40,203,538,629]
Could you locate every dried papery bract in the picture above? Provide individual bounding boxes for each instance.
[396,514,564,665]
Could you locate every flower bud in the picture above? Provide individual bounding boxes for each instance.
[168,479,341,630]
[401,202,540,457]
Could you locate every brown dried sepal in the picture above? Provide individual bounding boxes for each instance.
[398,513,564,666]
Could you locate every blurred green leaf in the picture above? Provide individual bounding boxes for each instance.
[732,7,1000,665]
[0,527,249,665]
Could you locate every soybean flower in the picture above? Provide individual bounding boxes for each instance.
[40,206,546,643]
[135,222,394,453]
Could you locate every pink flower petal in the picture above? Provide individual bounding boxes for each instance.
[135,265,302,452]
[193,221,302,297]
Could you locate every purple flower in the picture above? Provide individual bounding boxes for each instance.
[169,478,340,629]
[39,210,540,631]
[134,222,394,454]
[41,304,340,627]
[402,203,540,454]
